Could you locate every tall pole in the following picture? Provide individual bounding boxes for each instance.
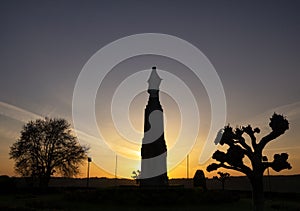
[267,165,271,193]
[262,156,272,194]
[87,157,92,188]
[187,154,189,179]
[115,154,118,179]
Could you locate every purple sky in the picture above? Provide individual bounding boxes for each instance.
[0,0,299,178]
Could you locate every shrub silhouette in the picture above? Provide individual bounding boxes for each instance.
[213,172,230,191]
[131,170,141,184]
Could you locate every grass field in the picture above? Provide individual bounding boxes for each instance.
[1,189,300,211]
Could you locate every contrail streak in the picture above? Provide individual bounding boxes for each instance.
[0,101,42,123]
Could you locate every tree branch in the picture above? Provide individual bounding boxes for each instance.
[259,113,289,152]
[225,127,253,158]
[235,137,253,154]
[207,162,252,177]
[221,163,252,176]
[263,153,292,172]
[258,131,281,152]
[242,125,260,152]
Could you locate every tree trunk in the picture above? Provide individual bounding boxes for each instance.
[250,176,264,211]
[39,175,50,188]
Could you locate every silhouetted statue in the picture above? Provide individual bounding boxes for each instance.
[9,117,89,188]
[207,113,292,211]
[213,171,230,191]
[193,169,207,191]
[140,67,168,187]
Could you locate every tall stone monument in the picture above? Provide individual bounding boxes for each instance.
[140,67,168,186]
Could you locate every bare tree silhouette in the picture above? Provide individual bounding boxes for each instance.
[207,113,291,211]
[9,117,89,188]
[213,171,230,191]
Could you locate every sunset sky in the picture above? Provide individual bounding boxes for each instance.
[0,0,299,179]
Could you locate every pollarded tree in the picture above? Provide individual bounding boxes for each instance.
[207,113,291,211]
[9,117,89,188]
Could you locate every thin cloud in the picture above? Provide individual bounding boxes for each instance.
[0,101,102,149]
[0,127,19,140]
[264,146,300,152]
[262,101,300,121]
[233,101,300,153]
[237,101,300,127]
[0,101,42,123]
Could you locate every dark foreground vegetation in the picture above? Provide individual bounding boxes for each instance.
[1,175,300,210]
[1,187,300,211]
